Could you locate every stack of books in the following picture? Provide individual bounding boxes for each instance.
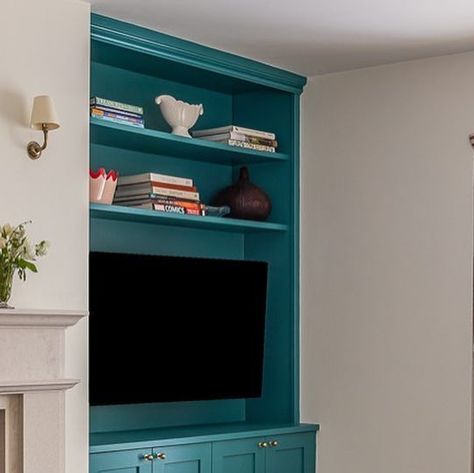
[192,125,278,152]
[90,97,144,128]
[114,172,205,216]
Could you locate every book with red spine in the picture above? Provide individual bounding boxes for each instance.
[135,202,206,216]
[116,197,203,211]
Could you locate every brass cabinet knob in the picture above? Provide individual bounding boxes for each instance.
[258,441,269,448]
[143,453,154,461]
[155,452,167,460]
[270,440,278,447]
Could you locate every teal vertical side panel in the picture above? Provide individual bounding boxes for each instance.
[291,94,301,424]
[233,91,299,424]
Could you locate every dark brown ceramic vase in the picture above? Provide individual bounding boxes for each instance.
[212,166,272,221]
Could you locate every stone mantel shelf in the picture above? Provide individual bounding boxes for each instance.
[0,308,88,328]
[0,379,80,394]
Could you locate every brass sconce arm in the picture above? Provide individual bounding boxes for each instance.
[27,124,49,160]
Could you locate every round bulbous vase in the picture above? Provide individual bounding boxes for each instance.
[0,267,14,309]
[212,166,272,221]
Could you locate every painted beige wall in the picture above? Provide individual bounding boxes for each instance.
[0,1,90,472]
[301,52,474,473]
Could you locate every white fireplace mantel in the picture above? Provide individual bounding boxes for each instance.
[0,308,86,328]
[0,308,87,473]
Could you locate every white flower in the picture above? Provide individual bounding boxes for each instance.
[1,224,13,238]
[0,237,6,250]
[35,240,50,257]
[21,240,35,260]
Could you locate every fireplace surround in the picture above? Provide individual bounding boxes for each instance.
[0,309,86,473]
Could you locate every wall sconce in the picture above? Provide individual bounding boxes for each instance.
[27,95,60,160]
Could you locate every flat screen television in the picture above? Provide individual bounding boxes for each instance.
[89,251,268,406]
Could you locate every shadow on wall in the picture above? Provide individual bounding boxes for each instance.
[0,87,29,150]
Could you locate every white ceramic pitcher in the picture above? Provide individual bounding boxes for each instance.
[155,95,204,137]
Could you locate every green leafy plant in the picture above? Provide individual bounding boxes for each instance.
[0,221,49,307]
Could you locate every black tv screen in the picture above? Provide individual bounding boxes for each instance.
[89,252,268,406]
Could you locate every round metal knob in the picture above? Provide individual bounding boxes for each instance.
[155,452,167,460]
[270,440,278,447]
[143,454,154,461]
[258,441,269,448]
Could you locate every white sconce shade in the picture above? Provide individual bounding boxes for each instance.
[30,95,60,130]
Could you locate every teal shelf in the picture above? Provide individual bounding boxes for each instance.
[90,118,289,165]
[90,204,288,233]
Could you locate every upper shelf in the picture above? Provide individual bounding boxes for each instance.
[90,118,289,165]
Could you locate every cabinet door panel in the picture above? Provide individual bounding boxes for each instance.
[265,433,316,473]
[212,437,265,473]
[90,449,153,473]
[153,443,211,473]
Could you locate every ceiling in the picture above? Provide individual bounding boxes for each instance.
[88,0,474,76]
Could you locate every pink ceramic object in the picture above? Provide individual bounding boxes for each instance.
[90,168,118,204]
[90,168,106,203]
[101,170,119,205]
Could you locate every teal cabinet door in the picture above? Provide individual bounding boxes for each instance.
[152,443,211,473]
[212,437,265,473]
[90,449,153,473]
[265,433,316,473]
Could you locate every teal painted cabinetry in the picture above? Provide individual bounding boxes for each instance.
[91,444,211,473]
[152,444,210,473]
[89,13,317,473]
[212,432,315,473]
[212,437,265,473]
[265,433,316,473]
[90,449,152,473]
[89,13,307,433]
[90,428,318,473]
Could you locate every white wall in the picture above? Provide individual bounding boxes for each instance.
[301,52,474,473]
[0,1,90,472]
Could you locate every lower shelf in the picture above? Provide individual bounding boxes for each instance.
[90,204,288,233]
[90,422,319,452]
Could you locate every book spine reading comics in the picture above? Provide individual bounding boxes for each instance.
[136,203,206,216]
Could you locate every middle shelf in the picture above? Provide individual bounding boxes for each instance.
[90,118,289,165]
[90,204,288,233]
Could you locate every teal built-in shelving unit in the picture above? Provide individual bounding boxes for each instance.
[89,14,318,471]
